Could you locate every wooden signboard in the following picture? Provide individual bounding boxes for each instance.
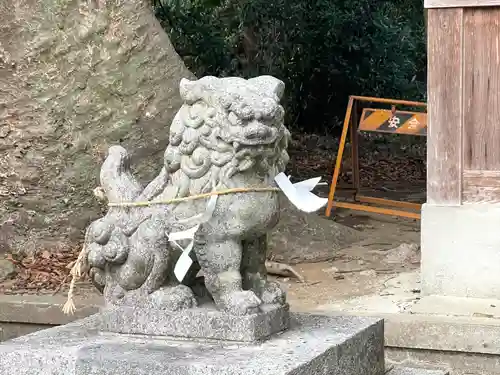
[358,109,427,136]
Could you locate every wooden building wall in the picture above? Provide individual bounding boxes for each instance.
[426,2,500,204]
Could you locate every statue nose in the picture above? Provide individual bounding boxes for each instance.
[245,123,273,140]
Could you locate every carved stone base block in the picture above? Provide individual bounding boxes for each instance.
[96,303,290,342]
[0,314,386,375]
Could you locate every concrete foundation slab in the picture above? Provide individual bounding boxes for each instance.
[0,313,385,375]
[387,366,448,375]
[410,295,500,318]
[386,347,496,375]
[421,204,500,299]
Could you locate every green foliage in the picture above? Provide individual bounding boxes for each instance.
[153,0,426,133]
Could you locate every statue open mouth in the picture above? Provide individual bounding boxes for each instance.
[220,120,281,147]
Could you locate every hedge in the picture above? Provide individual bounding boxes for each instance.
[154,0,427,133]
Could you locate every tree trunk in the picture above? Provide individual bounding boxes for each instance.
[0,0,194,254]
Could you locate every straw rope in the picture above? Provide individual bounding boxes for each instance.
[62,186,280,314]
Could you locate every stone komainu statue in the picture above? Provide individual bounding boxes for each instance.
[83,76,291,315]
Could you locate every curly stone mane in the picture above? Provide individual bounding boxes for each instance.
[157,76,291,202]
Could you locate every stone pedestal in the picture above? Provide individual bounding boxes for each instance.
[421,204,500,299]
[96,303,290,342]
[0,312,385,375]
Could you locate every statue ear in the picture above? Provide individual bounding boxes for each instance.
[179,78,198,103]
[248,76,285,101]
[179,76,221,104]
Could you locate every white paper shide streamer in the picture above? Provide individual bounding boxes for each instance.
[169,173,328,282]
[169,195,218,282]
[274,173,328,213]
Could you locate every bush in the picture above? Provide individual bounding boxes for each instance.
[154,0,426,134]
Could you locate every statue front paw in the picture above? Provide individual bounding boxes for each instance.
[219,290,262,315]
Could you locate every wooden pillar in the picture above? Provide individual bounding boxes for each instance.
[422,0,500,299]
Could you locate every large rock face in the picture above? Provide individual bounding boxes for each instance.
[0,0,194,254]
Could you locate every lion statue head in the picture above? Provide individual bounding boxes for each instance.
[160,76,291,198]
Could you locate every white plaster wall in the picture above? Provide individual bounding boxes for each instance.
[421,204,500,299]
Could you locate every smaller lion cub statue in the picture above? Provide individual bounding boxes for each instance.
[82,76,291,316]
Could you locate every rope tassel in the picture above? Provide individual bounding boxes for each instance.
[62,245,87,315]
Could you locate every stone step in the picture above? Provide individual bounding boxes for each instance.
[386,366,449,375]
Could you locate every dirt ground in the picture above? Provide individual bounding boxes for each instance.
[274,206,421,312]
